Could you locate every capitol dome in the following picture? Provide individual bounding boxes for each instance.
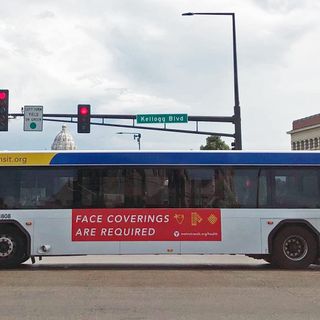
[51,125,76,150]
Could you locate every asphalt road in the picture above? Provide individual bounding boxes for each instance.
[1,255,320,320]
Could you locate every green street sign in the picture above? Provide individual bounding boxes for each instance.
[136,113,188,124]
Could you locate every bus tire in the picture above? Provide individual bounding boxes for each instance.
[272,225,317,269]
[0,226,28,268]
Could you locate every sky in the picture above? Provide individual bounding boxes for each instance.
[1,0,320,151]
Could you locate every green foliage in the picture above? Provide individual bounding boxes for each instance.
[200,135,230,150]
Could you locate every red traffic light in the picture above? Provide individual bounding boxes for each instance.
[0,92,7,100]
[79,106,89,115]
[0,89,8,131]
[77,104,91,133]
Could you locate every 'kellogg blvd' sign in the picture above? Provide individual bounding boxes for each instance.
[136,113,188,124]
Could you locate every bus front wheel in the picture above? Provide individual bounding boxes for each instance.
[0,226,27,268]
[272,225,317,269]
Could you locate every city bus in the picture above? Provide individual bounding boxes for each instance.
[0,150,320,269]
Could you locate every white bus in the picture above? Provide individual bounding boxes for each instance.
[0,150,319,269]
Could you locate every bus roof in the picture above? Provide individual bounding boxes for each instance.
[1,150,320,166]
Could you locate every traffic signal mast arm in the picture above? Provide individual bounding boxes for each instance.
[9,112,236,138]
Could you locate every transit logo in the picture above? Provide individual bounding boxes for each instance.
[72,208,221,242]
[173,231,180,238]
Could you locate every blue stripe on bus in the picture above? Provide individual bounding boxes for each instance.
[49,152,320,166]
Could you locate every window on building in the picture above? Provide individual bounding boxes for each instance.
[310,139,314,149]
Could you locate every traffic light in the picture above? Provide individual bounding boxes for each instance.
[231,141,235,150]
[77,104,91,133]
[0,89,8,131]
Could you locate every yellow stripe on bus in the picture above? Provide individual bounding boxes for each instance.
[0,153,56,166]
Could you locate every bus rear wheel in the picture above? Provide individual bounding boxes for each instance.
[272,225,317,269]
[0,226,27,268]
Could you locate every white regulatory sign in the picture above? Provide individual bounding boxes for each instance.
[24,106,43,131]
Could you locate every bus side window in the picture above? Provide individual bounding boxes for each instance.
[101,168,125,208]
[274,175,290,207]
[144,169,168,208]
[186,168,216,208]
[217,169,239,208]
[168,169,190,208]
[0,168,20,209]
[78,168,101,208]
[301,173,320,208]
[270,168,320,208]
[258,173,268,207]
[232,169,259,208]
[123,169,145,208]
[51,175,75,208]
[192,168,238,208]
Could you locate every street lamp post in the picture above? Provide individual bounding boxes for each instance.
[182,12,242,150]
[117,132,142,150]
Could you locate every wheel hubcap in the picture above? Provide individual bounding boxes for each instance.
[0,236,14,257]
[283,235,308,261]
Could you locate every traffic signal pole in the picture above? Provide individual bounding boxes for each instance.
[182,12,242,150]
[231,13,242,150]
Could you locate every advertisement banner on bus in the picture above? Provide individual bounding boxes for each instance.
[72,208,221,241]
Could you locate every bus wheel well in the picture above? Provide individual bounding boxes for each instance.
[268,220,319,264]
[0,221,31,259]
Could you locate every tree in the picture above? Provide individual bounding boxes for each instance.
[200,135,230,150]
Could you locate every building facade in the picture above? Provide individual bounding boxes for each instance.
[287,114,320,150]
